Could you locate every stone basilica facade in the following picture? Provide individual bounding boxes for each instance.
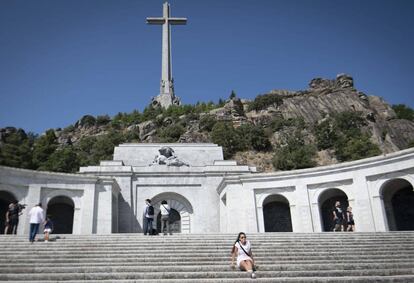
[0,143,413,235]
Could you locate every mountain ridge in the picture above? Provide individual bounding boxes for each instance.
[1,74,413,173]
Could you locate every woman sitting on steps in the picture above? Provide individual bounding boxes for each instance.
[231,232,256,279]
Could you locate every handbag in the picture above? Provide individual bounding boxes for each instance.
[162,204,171,221]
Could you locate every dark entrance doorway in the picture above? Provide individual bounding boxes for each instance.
[319,189,348,232]
[156,208,181,233]
[46,196,74,234]
[0,191,17,234]
[263,195,292,232]
[382,179,414,231]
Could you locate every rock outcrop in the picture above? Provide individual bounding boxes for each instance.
[2,74,413,172]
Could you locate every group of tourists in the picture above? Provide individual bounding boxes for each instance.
[3,202,53,243]
[332,201,355,232]
[142,199,172,235]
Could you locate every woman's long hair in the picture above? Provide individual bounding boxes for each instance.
[231,232,246,254]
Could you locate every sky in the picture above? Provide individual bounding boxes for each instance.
[0,0,413,134]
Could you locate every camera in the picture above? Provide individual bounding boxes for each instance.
[16,203,27,210]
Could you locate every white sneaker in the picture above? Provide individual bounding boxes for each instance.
[251,272,256,279]
[45,240,48,242]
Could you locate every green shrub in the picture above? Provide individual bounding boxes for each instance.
[272,134,317,170]
[199,115,218,132]
[88,131,125,164]
[62,125,75,134]
[392,104,414,121]
[41,146,80,173]
[237,124,271,151]
[315,119,338,150]
[211,122,245,159]
[80,115,96,127]
[271,117,305,132]
[96,115,111,126]
[158,124,185,142]
[76,136,98,166]
[334,134,381,162]
[334,111,366,136]
[32,129,58,169]
[0,129,34,169]
[248,93,283,111]
[142,106,163,122]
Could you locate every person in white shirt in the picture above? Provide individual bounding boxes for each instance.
[160,200,171,235]
[231,232,256,279]
[28,203,44,243]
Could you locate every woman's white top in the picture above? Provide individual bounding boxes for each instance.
[234,240,252,267]
[160,204,170,216]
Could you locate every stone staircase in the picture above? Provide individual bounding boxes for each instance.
[1,232,414,282]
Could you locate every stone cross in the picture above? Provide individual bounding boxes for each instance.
[147,2,187,108]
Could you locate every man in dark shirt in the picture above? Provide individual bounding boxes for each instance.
[332,201,345,232]
[6,202,21,234]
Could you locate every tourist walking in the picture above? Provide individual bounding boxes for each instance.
[143,199,155,235]
[43,216,54,242]
[332,201,345,232]
[160,200,171,235]
[231,232,256,279]
[28,203,44,243]
[346,206,355,232]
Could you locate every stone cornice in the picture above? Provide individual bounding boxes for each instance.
[0,165,99,184]
[217,148,414,194]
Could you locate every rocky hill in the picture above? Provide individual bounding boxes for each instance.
[1,74,414,173]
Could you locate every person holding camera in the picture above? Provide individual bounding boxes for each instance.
[5,201,24,235]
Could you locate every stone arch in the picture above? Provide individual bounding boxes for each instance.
[262,194,292,232]
[151,192,193,234]
[318,188,349,232]
[42,190,81,209]
[380,178,414,231]
[0,190,17,234]
[46,195,75,234]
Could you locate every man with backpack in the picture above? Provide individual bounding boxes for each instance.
[143,199,155,235]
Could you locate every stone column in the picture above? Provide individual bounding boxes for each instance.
[296,183,315,232]
[352,174,376,232]
[21,184,42,235]
[93,180,114,234]
[79,185,96,234]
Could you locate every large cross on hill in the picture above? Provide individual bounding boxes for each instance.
[147,2,187,108]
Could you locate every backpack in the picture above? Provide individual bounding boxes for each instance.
[147,205,154,216]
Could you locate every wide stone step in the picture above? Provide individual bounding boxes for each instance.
[2,268,414,281]
[1,254,412,265]
[2,246,413,254]
[0,258,409,268]
[19,275,414,283]
[1,262,413,274]
[2,233,414,240]
[3,249,414,259]
[0,241,414,248]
